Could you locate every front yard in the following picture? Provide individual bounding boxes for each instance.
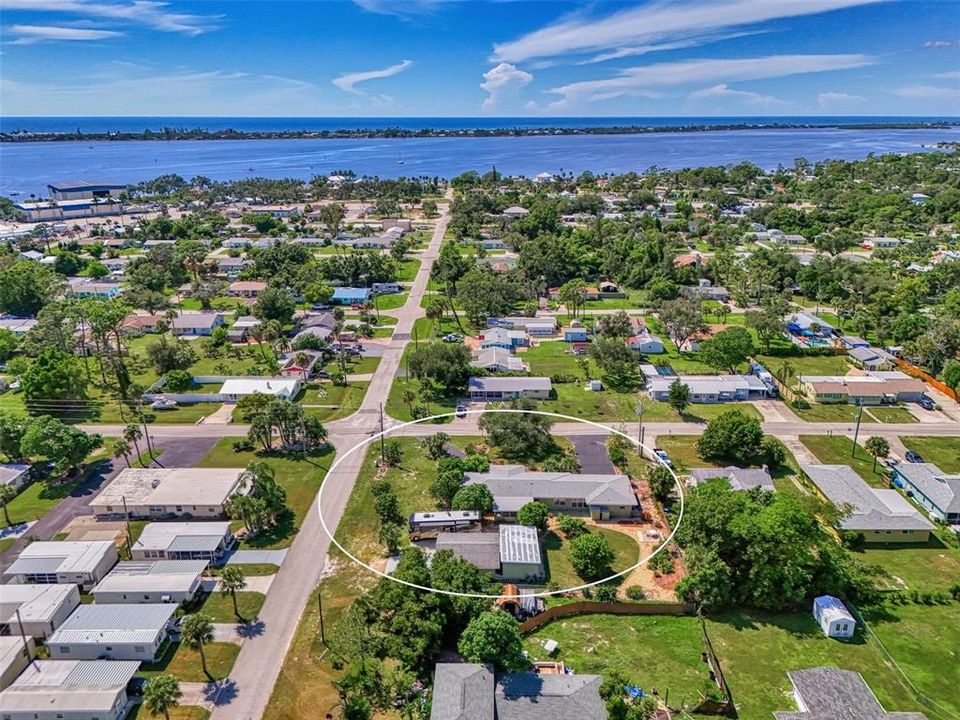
[900,436,960,471]
[799,434,890,486]
[137,641,239,683]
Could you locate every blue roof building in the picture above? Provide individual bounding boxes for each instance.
[330,287,371,305]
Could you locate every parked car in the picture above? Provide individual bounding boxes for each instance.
[442,333,464,343]
[905,450,925,463]
[126,678,147,697]
[456,403,467,417]
[917,396,935,411]
[653,448,672,467]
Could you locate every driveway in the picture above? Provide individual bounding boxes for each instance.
[224,549,287,566]
[151,436,219,467]
[569,435,616,474]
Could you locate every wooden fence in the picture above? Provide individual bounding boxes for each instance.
[518,600,692,633]
[693,614,737,717]
[893,358,959,401]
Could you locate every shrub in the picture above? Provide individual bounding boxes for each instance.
[648,550,674,577]
[625,585,646,601]
[556,515,587,539]
[594,585,618,603]
[516,501,549,531]
[569,533,615,582]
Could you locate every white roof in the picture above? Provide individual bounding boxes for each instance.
[92,559,207,595]
[133,521,232,553]
[5,541,115,577]
[219,376,300,397]
[92,468,244,509]
[0,636,29,677]
[48,604,176,646]
[0,660,138,714]
[0,463,31,486]
[647,374,767,395]
[0,584,79,627]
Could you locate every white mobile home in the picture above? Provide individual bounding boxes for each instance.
[3,542,118,590]
[0,659,139,720]
[91,559,207,604]
[132,521,235,562]
[0,584,80,639]
[47,604,176,661]
[90,467,247,518]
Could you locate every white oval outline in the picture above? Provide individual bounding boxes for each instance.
[316,408,684,599]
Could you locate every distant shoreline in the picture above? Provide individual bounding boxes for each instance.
[3,120,958,143]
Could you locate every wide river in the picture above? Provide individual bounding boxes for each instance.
[2,126,958,197]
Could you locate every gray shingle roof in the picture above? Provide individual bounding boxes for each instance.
[435,533,501,571]
[774,667,928,720]
[688,466,774,492]
[894,463,960,514]
[802,464,934,532]
[430,663,495,720]
[464,466,637,510]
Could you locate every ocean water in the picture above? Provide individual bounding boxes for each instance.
[2,121,958,198]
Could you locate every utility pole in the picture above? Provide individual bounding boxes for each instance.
[379,403,386,464]
[15,609,32,661]
[121,495,132,557]
[635,404,644,456]
[851,404,864,457]
[317,592,326,645]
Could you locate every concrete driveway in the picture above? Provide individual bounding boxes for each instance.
[224,549,287,566]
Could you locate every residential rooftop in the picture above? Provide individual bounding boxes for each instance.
[132,521,233,554]
[0,660,139,716]
[688,466,775,492]
[91,468,245,509]
[0,584,79,629]
[774,667,927,720]
[91,559,208,595]
[48,604,176,646]
[5,541,116,577]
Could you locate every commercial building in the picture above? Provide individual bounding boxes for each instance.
[47,180,125,201]
[647,374,770,403]
[0,584,80,639]
[90,559,207,604]
[798,372,926,405]
[891,463,960,525]
[90,468,247,519]
[464,465,639,521]
[429,663,606,720]
[15,198,123,222]
[802,464,933,542]
[218,376,301,401]
[467,376,551,401]
[47,604,176,661]
[688,466,775,492]
[132,521,235,562]
[0,659,139,720]
[3,542,118,590]
[434,525,544,582]
[774,667,927,719]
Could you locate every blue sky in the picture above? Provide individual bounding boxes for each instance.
[1,0,958,116]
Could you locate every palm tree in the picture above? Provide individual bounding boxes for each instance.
[123,424,143,465]
[113,439,132,468]
[180,613,215,677]
[0,484,18,527]
[401,387,417,415]
[142,674,182,720]
[219,566,248,619]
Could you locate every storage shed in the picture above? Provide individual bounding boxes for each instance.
[812,595,856,639]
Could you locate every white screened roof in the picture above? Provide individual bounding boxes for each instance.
[219,377,300,396]
[93,468,244,508]
[0,584,78,626]
[5,541,115,577]
[92,559,207,595]
[499,525,542,565]
[133,521,232,553]
[48,604,176,646]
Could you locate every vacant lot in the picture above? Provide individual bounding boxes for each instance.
[856,537,960,593]
[799,435,889,487]
[525,613,713,711]
[900,437,960,472]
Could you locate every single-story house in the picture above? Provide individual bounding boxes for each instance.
[847,346,896,371]
[434,525,544,582]
[864,236,904,249]
[681,281,729,302]
[71,282,122,299]
[502,206,529,218]
[293,324,333,344]
[0,317,38,337]
[90,559,208,605]
[47,604,177,661]
[0,636,33,694]
[223,236,251,249]
[0,584,80,639]
[280,349,324,379]
[429,663,605,720]
[120,314,161,335]
[132,521,235,562]
[217,257,248,277]
[0,659,140,720]
[785,312,834,337]
[487,316,557,336]
[563,326,589,342]
[18,250,45,262]
[227,315,259,343]
[90,468,248,519]
[467,376,551,401]
[812,596,856,639]
[3,541,118,590]
[0,463,31,491]
[479,327,528,350]
[333,234,395,250]
[330,287,371,305]
[774,667,928,720]
[798,372,925,405]
[464,465,639,521]
[688,466,774,492]
[839,335,871,349]
[171,312,225,336]
[891,463,960,525]
[802,464,933,542]
[628,331,665,354]
[218,376,302,401]
[227,280,268,298]
[372,282,403,295]
[471,348,528,373]
[647,374,770,403]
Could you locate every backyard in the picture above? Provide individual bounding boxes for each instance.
[541,526,639,590]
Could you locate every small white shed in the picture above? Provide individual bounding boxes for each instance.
[813,595,856,639]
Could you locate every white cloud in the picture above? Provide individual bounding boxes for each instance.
[0,65,326,115]
[332,59,413,95]
[7,23,123,44]
[480,62,533,110]
[549,54,873,106]
[0,0,219,35]
[575,31,762,66]
[351,0,445,16]
[935,70,960,79]
[492,0,883,63]
[816,91,865,110]
[923,39,957,48]
[892,84,959,100]
[687,83,792,110]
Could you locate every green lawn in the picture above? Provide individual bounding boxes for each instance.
[705,609,931,720]
[542,526,639,590]
[861,602,960,718]
[525,614,714,711]
[196,439,335,549]
[799,435,889,487]
[790,402,861,423]
[138,641,239,682]
[856,537,960,593]
[208,563,278,577]
[373,291,409,310]
[127,705,210,720]
[395,258,422,282]
[302,382,369,422]
[900,437,960,471]
[0,475,84,528]
[863,406,918,424]
[197,590,266,622]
